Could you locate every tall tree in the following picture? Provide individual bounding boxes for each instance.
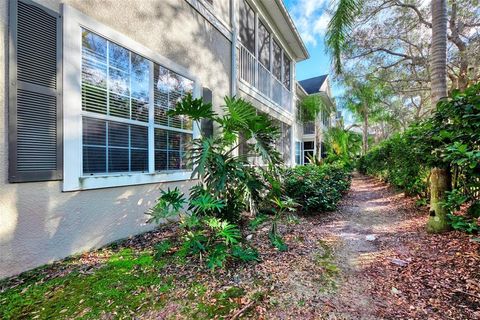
[427,0,450,233]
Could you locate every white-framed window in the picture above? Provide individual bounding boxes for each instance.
[303,140,314,164]
[63,5,200,191]
[295,141,302,165]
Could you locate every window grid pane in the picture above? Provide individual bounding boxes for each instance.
[82,117,149,174]
[81,29,194,176]
[155,128,192,171]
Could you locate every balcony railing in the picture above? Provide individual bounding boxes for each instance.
[238,44,292,113]
[303,121,315,135]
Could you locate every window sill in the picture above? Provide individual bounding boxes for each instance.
[64,170,194,191]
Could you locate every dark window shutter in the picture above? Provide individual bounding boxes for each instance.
[9,0,62,182]
[201,87,213,138]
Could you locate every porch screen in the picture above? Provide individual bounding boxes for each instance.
[239,0,255,54]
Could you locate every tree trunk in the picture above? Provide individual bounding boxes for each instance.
[426,167,451,233]
[362,110,368,155]
[427,0,451,233]
[315,120,322,160]
[430,0,448,106]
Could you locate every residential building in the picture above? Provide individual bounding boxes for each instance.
[0,0,320,279]
[296,74,336,164]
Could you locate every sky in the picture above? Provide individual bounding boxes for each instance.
[283,0,333,83]
[283,0,352,122]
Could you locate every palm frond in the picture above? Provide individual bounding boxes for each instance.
[326,0,361,74]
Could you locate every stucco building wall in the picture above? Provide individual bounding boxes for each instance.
[0,0,232,279]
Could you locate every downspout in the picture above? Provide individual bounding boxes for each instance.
[231,0,238,96]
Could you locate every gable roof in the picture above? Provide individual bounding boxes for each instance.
[299,75,328,94]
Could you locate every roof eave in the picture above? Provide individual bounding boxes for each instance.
[273,0,310,61]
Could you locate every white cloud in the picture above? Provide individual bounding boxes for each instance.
[289,0,332,46]
[313,13,331,35]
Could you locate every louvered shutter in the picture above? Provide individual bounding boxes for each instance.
[9,0,62,182]
[201,87,213,138]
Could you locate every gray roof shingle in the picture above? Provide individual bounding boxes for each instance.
[299,75,328,94]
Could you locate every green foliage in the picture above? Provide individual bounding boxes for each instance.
[268,197,299,251]
[167,95,282,223]
[448,214,479,234]
[147,187,187,223]
[299,95,332,122]
[154,240,173,260]
[248,213,269,231]
[324,126,362,168]
[467,201,480,219]
[357,131,429,196]
[190,193,225,216]
[359,83,480,234]
[167,93,216,121]
[231,245,260,262]
[326,0,361,74]
[146,94,285,269]
[178,214,258,270]
[441,189,468,215]
[269,232,288,252]
[283,163,352,214]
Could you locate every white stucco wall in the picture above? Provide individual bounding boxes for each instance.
[0,0,232,279]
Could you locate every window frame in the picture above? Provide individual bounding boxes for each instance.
[63,5,200,191]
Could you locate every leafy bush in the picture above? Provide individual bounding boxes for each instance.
[146,94,283,269]
[283,163,352,214]
[357,132,428,196]
[448,214,479,234]
[359,83,479,199]
[358,83,480,234]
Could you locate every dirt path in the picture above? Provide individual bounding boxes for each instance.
[262,173,479,320]
[262,173,418,319]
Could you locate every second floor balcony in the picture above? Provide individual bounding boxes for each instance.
[238,43,292,113]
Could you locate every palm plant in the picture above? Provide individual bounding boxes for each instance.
[325,0,361,74]
[167,94,282,222]
[324,126,361,164]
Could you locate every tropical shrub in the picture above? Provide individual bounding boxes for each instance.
[168,94,282,223]
[324,126,362,170]
[283,163,352,214]
[147,187,259,269]
[358,83,480,233]
[146,94,283,268]
[357,131,429,196]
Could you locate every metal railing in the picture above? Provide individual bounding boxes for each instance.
[303,121,315,135]
[238,44,292,113]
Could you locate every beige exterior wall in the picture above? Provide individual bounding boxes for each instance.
[0,0,232,279]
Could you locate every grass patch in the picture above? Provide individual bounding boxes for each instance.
[314,240,340,292]
[183,286,246,319]
[0,248,173,319]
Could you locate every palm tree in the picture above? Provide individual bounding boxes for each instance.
[327,0,452,233]
[342,78,385,155]
[427,0,451,233]
[326,0,360,74]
